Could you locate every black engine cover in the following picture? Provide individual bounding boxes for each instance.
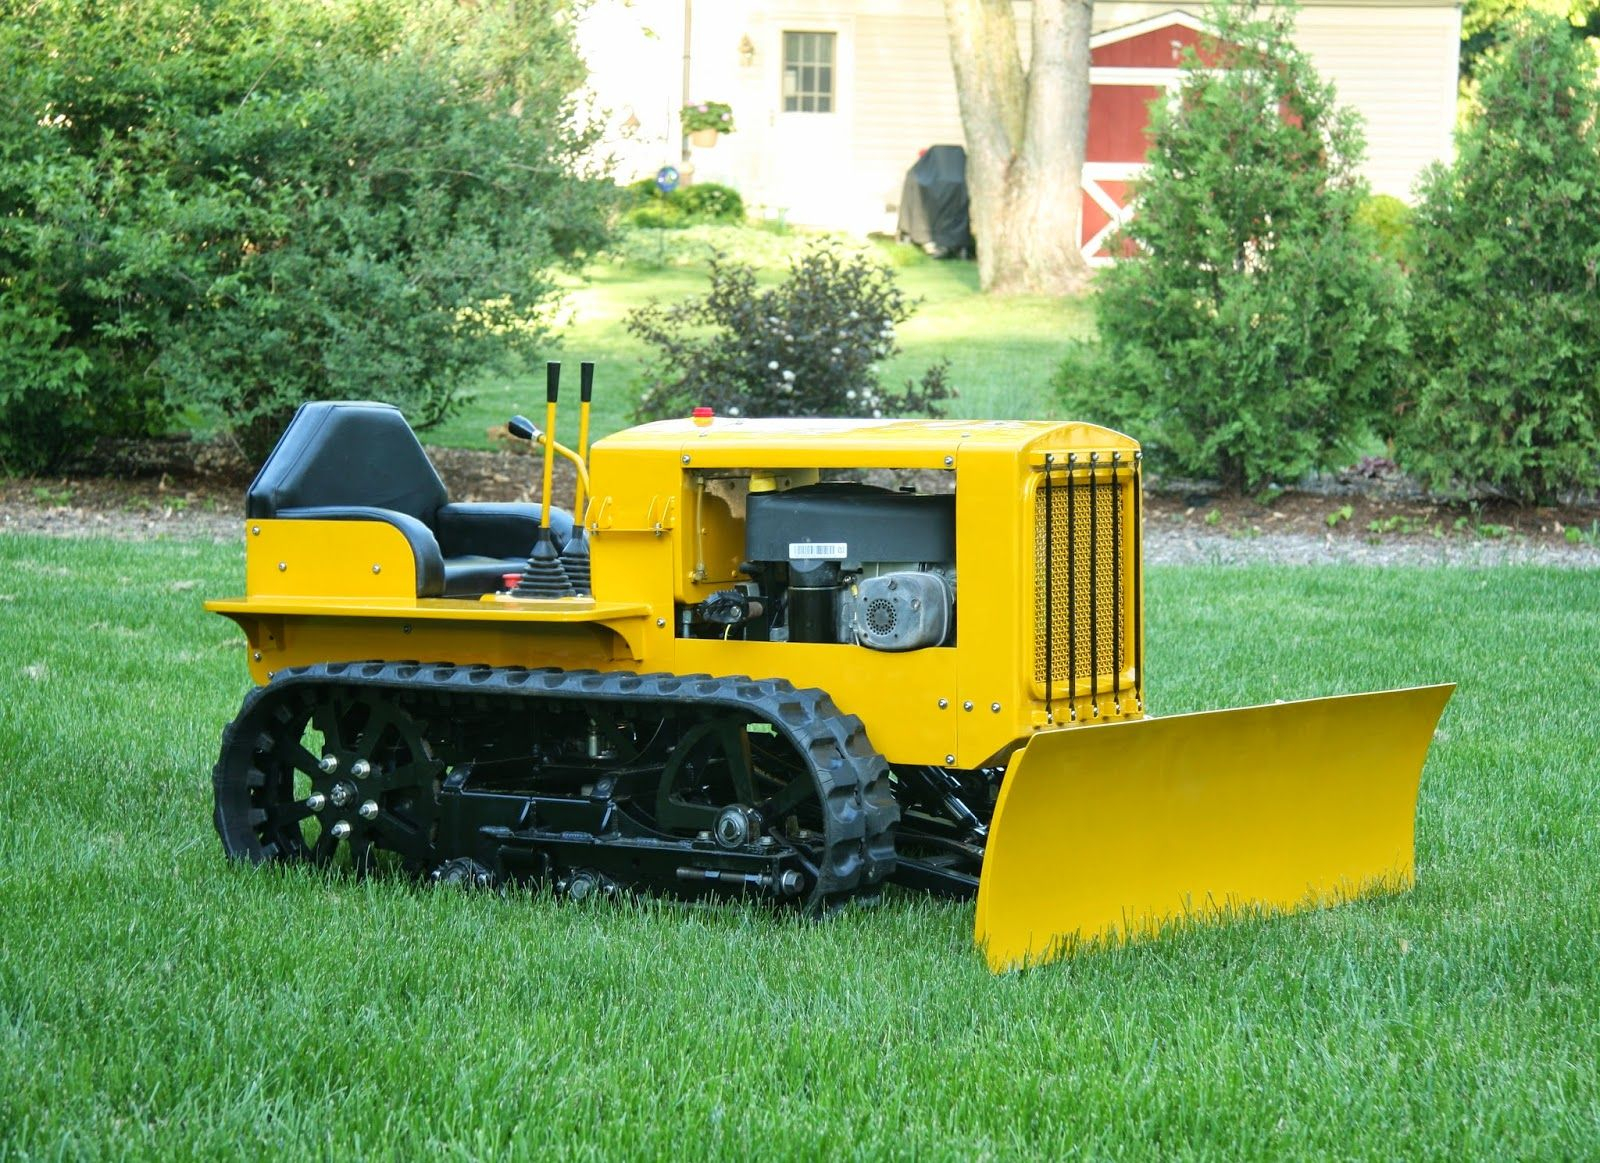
[745,483,955,566]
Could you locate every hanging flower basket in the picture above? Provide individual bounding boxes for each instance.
[682,101,734,148]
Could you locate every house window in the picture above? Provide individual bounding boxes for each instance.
[782,31,835,113]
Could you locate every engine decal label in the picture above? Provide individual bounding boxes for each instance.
[789,541,848,560]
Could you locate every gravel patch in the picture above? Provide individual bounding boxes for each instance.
[1144,527,1600,568]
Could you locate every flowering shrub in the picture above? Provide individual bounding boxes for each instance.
[627,243,953,422]
[681,101,735,135]
[620,180,745,228]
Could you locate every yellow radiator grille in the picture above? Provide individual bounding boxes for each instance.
[1033,474,1126,693]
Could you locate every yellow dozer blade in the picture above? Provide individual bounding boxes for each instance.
[975,684,1454,972]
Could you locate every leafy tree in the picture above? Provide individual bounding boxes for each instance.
[628,244,954,423]
[1461,0,1599,78]
[0,0,610,469]
[943,0,1094,295]
[1395,13,1600,502]
[1054,6,1406,493]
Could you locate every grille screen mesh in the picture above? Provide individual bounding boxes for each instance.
[1033,478,1123,689]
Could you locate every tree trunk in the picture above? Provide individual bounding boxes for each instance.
[944,0,1094,295]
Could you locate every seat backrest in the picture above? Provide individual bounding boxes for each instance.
[247,402,449,523]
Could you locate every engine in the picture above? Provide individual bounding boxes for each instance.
[737,481,956,651]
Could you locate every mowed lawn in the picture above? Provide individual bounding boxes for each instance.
[2,532,1597,1157]
[424,246,1090,451]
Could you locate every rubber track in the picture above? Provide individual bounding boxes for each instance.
[216,661,901,906]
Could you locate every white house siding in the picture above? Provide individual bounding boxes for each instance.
[852,15,965,232]
[1292,7,1461,198]
[579,0,1460,231]
[1089,3,1459,200]
[574,0,761,198]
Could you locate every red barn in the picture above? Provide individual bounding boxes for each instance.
[1081,12,1214,265]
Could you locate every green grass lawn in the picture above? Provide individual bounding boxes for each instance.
[3,533,1597,1157]
[424,236,1090,451]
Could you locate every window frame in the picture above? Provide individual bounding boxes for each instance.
[780,30,837,114]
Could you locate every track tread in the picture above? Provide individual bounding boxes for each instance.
[215,662,900,907]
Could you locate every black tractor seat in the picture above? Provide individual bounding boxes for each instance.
[248,401,571,598]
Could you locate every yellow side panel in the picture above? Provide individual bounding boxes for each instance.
[232,616,627,685]
[246,520,419,599]
[976,684,1454,971]
[672,640,959,766]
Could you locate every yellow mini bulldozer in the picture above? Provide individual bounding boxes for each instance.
[208,366,1452,970]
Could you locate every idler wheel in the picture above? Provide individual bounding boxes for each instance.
[713,805,763,849]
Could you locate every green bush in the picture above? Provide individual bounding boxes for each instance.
[675,184,745,222]
[627,243,954,422]
[1393,13,1600,503]
[1354,195,1416,267]
[620,181,745,229]
[622,202,689,229]
[0,0,610,469]
[1054,6,1407,493]
[626,178,663,201]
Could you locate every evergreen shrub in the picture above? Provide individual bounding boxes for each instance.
[1395,14,1600,502]
[1355,195,1416,267]
[1054,6,1406,492]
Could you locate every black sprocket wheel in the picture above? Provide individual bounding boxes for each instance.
[213,680,443,873]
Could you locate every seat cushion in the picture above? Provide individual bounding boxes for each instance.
[435,502,571,559]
